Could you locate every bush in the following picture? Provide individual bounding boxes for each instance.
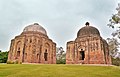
[57,59,66,64]
[19,62,22,64]
[7,61,22,64]
[112,57,120,66]
[7,61,14,64]
[14,60,19,64]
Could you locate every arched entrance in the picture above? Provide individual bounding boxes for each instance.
[44,50,48,61]
[79,49,85,60]
[44,43,50,62]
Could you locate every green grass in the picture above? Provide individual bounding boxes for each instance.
[0,64,120,77]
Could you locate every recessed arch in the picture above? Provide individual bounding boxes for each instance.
[44,50,48,61]
[16,41,22,59]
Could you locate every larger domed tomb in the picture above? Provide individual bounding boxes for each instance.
[23,23,47,35]
[7,23,56,64]
[77,22,100,37]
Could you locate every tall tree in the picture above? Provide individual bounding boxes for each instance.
[107,3,120,63]
[56,47,66,64]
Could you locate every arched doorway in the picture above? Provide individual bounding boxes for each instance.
[44,43,50,62]
[79,49,85,60]
[44,49,48,61]
[17,51,20,58]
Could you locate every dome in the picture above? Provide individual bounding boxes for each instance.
[77,22,100,37]
[23,23,47,35]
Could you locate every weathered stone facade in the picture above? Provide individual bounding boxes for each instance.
[66,22,111,64]
[8,23,56,64]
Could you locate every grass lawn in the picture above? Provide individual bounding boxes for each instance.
[0,64,120,77]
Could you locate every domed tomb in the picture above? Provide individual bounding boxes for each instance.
[8,23,56,64]
[66,22,111,64]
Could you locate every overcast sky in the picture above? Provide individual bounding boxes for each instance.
[0,0,119,51]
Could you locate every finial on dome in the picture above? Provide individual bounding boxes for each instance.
[85,22,90,26]
[34,23,39,25]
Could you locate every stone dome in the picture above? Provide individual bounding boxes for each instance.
[77,22,100,37]
[23,23,47,35]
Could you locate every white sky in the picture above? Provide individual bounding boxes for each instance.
[0,0,119,51]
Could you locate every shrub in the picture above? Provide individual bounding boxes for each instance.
[19,62,22,64]
[57,59,66,64]
[112,57,120,66]
[7,61,14,64]
[14,61,19,64]
[7,61,22,64]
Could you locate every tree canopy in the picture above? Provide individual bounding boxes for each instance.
[56,47,66,64]
[0,51,8,63]
[108,3,120,28]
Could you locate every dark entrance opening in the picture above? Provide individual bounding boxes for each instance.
[16,51,20,59]
[44,50,48,61]
[17,51,20,57]
[79,51,85,60]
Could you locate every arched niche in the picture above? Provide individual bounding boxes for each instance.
[16,41,22,59]
[44,43,50,61]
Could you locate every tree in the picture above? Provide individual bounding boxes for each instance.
[56,47,66,64]
[107,38,120,58]
[0,51,8,63]
[108,3,120,28]
[107,3,120,65]
[107,37,120,66]
[107,3,120,58]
